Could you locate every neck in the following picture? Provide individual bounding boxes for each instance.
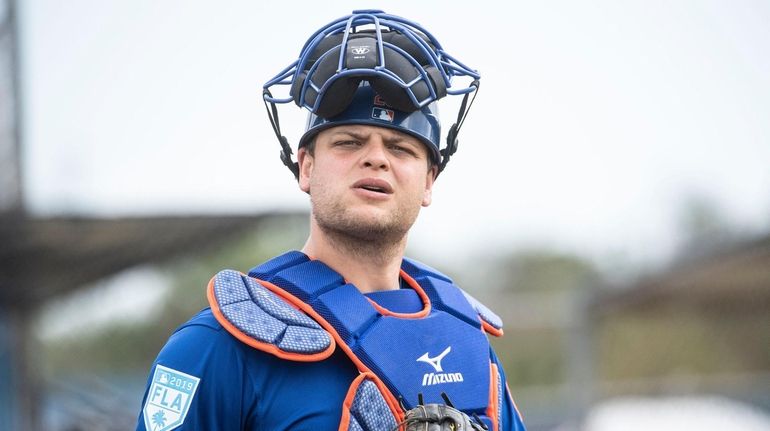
[302,218,407,294]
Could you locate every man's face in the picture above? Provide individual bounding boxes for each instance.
[298,124,437,243]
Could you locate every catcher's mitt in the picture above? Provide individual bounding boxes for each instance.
[399,404,486,431]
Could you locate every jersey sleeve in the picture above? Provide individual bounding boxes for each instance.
[136,312,257,430]
[490,348,527,431]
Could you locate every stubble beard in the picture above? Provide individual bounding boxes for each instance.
[310,191,420,264]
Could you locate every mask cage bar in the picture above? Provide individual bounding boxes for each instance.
[263,10,479,105]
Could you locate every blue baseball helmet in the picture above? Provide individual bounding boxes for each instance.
[299,82,442,163]
[263,9,480,179]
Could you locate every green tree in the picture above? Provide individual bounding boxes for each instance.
[42,213,309,374]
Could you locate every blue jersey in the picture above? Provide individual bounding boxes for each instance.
[137,285,526,430]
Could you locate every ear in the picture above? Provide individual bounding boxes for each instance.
[421,165,438,207]
[298,148,313,194]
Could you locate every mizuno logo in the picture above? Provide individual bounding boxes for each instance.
[417,346,452,372]
[417,346,464,386]
[422,372,464,386]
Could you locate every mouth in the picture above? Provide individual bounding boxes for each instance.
[352,178,394,195]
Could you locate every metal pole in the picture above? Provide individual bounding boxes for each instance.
[0,0,24,213]
[564,286,597,428]
[0,305,39,431]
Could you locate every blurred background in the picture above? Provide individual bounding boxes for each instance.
[1,0,769,430]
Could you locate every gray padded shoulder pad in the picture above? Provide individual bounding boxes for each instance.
[459,289,504,333]
[208,269,334,360]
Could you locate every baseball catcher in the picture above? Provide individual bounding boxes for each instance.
[137,9,526,431]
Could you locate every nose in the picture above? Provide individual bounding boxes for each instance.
[361,136,389,170]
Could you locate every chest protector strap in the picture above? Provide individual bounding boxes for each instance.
[207,251,505,431]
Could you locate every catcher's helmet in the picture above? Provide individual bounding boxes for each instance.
[263,9,480,179]
[299,82,442,164]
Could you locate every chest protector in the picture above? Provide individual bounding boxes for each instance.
[207,251,506,431]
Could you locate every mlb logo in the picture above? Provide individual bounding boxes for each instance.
[372,107,395,122]
[143,365,200,431]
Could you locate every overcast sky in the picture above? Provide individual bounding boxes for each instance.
[19,0,770,269]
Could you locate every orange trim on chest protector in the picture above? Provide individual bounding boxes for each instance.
[482,320,504,337]
[338,372,400,431]
[487,362,501,431]
[364,269,432,319]
[207,273,337,362]
[251,276,406,425]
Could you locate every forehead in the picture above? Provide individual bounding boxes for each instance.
[317,124,424,148]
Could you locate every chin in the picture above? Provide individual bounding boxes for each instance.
[347,211,393,230]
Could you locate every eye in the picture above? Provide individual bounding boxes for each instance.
[389,144,417,157]
[333,140,361,148]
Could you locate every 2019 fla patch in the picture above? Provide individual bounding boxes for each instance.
[143,364,200,431]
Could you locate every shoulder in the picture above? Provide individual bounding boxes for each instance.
[139,309,255,430]
[158,307,357,395]
[206,268,335,361]
[403,256,505,335]
[153,308,248,381]
[165,308,227,348]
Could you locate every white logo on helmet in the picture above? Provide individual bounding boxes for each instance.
[372,107,394,122]
[350,46,371,55]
